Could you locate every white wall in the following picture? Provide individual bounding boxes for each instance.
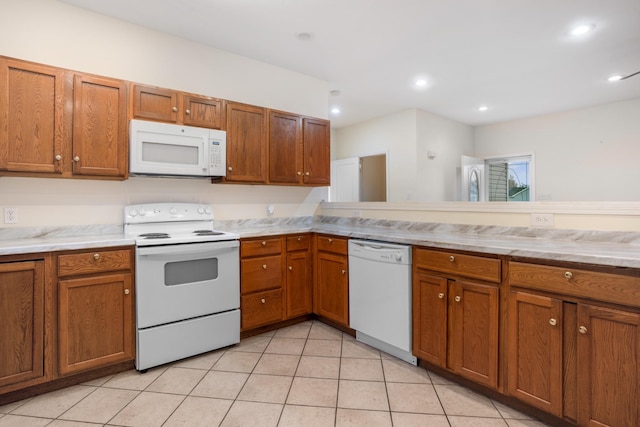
[334,109,473,202]
[0,0,329,227]
[474,98,640,201]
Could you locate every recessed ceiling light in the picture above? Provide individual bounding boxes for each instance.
[570,23,595,36]
[331,107,341,114]
[608,75,623,82]
[296,32,314,41]
[478,105,488,112]
[415,79,427,87]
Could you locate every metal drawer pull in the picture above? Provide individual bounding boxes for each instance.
[438,293,445,299]
[262,265,267,269]
[341,269,346,275]
[579,326,588,334]
[172,106,178,112]
[449,255,455,262]
[549,318,557,326]
[185,109,190,115]
[564,271,573,280]
[454,296,461,302]
[55,154,62,161]
[73,156,80,162]
[328,238,333,243]
[228,166,233,171]
[93,253,100,260]
[261,241,267,246]
[124,289,130,295]
[289,266,293,271]
[297,237,301,242]
[261,298,266,304]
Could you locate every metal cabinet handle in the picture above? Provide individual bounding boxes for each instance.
[297,237,301,242]
[289,266,293,271]
[341,269,346,275]
[438,293,445,299]
[449,255,455,262]
[579,326,588,334]
[124,289,130,295]
[185,109,190,115]
[305,172,310,176]
[297,171,302,176]
[328,238,333,244]
[565,271,573,280]
[228,166,233,171]
[73,156,80,162]
[261,241,267,246]
[261,298,266,304]
[549,318,557,326]
[172,106,178,112]
[454,296,461,302]
[262,264,267,270]
[55,154,62,161]
[93,253,100,260]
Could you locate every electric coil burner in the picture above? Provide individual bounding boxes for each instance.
[124,203,240,371]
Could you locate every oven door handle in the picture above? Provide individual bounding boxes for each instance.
[137,240,239,257]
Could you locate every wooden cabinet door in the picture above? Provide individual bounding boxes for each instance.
[507,291,563,416]
[412,270,447,367]
[182,95,224,129]
[0,261,45,388]
[73,74,128,178]
[58,273,134,376]
[577,304,640,427]
[314,251,348,326]
[269,110,302,184]
[225,102,267,182]
[286,250,312,318]
[449,280,499,388]
[0,58,67,174]
[131,84,179,123]
[302,118,330,185]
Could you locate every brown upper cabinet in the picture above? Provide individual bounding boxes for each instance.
[225,102,268,183]
[268,112,330,186]
[131,84,224,130]
[0,57,128,180]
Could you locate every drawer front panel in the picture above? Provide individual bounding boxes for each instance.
[58,249,132,277]
[414,248,501,283]
[316,235,348,255]
[241,238,283,257]
[241,255,282,294]
[241,289,283,330]
[509,262,640,308]
[286,234,310,252]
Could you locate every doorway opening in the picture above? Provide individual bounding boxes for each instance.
[330,153,388,202]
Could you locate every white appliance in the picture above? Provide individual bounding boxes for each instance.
[124,203,240,371]
[348,239,417,365]
[129,119,226,178]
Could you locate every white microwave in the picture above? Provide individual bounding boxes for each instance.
[129,119,226,178]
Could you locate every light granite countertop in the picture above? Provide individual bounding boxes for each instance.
[1,217,639,269]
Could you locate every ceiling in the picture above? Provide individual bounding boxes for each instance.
[59,0,640,128]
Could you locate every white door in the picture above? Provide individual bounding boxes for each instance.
[330,157,360,202]
[460,155,485,201]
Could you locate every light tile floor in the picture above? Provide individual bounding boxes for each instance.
[0,320,553,427]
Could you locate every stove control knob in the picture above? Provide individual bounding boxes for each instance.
[205,207,212,215]
[197,207,205,214]
[170,207,178,215]
[128,209,138,217]
[138,208,146,216]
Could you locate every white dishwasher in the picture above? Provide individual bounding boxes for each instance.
[348,240,417,365]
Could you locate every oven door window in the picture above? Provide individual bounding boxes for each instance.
[165,258,218,286]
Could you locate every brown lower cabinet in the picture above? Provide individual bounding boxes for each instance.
[413,247,501,390]
[0,258,46,391]
[314,235,349,327]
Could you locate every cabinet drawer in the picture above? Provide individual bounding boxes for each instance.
[241,237,283,257]
[509,262,640,308]
[241,289,283,330]
[287,234,310,252]
[414,248,501,283]
[241,255,282,294]
[58,249,132,277]
[316,235,348,255]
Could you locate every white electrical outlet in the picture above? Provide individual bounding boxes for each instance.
[530,213,554,227]
[352,210,361,217]
[4,207,18,224]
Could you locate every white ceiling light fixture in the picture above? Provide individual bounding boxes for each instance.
[608,75,623,82]
[331,107,341,114]
[570,23,596,36]
[478,105,489,112]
